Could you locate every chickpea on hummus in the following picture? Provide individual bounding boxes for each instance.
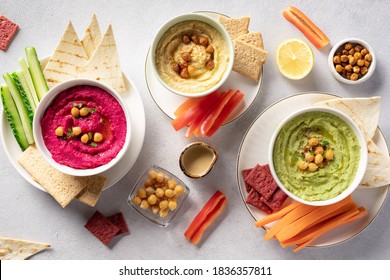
[272,111,361,201]
[41,85,127,169]
[155,20,230,93]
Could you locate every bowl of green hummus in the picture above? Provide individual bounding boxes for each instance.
[269,107,367,206]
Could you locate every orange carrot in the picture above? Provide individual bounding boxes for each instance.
[263,204,316,240]
[289,208,362,252]
[255,201,301,228]
[275,197,353,242]
[283,6,330,49]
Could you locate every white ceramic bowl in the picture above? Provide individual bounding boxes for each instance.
[150,13,234,98]
[269,107,368,206]
[328,38,376,84]
[33,78,132,177]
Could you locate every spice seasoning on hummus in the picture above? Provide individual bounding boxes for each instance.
[41,85,127,169]
[155,20,230,93]
[272,111,361,201]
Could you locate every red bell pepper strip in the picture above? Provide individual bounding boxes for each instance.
[174,95,209,117]
[185,92,223,139]
[206,90,244,137]
[172,91,219,131]
[283,6,330,50]
[190,197,227,245]
[199,89,236,135]
[184,191,226,242]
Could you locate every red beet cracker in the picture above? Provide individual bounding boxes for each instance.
[84,211,120,245]
[0,16,19,51]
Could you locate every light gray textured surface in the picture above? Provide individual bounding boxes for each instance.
[0,0,389,260]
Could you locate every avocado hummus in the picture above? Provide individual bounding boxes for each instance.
[272,111,361,201]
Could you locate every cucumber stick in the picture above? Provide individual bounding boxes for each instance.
[2,73,34,144]
[1,84,29,150]
[18,57,39,108]
[25,47,48,101]
[11,72,35,121]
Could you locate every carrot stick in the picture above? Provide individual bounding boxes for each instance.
[264,204,316,240]
[275,197,353,242]
[255,201,302,228]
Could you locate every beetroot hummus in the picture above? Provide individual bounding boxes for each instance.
[41,85,127,169]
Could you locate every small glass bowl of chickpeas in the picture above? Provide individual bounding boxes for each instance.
[127,165,190,227]
[328,38,376,84]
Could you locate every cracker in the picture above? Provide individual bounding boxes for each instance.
[218,15,250,40]
[18,145,85,208]
[236,31,264,49]
[0,237,50,260]
[233,40,267,81]
[85,211,119,245]
[76,175,107,207]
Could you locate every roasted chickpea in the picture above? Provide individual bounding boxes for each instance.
[341,49,348,55]
[353,66,360,74]
[168,180,176,189]
[349,56,357,66]
[159,208,169,218]
[361,66,368,75]
[350,73,359,81]
[168,200,177,211]
[81,134,89,144]
[140,199,149,209]
[335,64,343,73]
[333,56,341,64]
[55,126,64,137]
[147,194,157,205]
[180,68,189,79]
[314,146,324,155]
[93,132,103,143]
[174,185,184,196]
[357,59,365,67]
[80,107,89,117]
[344,64,353,72]
[71,107,80,117]
[132,196,142,205]
[72,126,82,136]
[354,45,363,52]
[344,43,353,50]
[182,35,190,44]
[348,48,355,55]
[206,45,214,53]
[137,188,147,199]
[155,188,164,198]
[159,200,168,210]
[181,52,191,62]
[199,37,208,47]
[151,205,160,215]
[206,59,214,70]
[364,60,370,67]
[187,65,196,76]
[172,63,180,73]
[144,178,153,187]
[325,149,334,160]
[340,55,349,63]
[354,52,362,60]
[297,160,308,170]
[308,137,318,146]
[191,35,199,44]
[361,48,368,57]
[308,163,318,172]
[145,186,155,196]
[314,154,324,164]
[156,172,165,183]
[165,189,174,198]
[149,170,157,179]
[365,53,372,62]
[305,154,315,162]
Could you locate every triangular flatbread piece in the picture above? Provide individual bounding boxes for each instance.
[313,97,381,140]
[359,139,390,188]
[81,14,102,59]
[0,237,50,260]
[77,24,126,93]
[43,21,88,89]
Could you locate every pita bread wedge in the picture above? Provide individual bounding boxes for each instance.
[77,24,126,93]
[359,139,390,188]
[0,237,50,260]
[218,15,250,40]
[43,21,88,89]
[313,97,381,140]
[236,31,264,49]
[233,40,267,81]
[81,14,102,59]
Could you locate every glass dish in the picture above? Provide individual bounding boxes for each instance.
[127,165,190,227]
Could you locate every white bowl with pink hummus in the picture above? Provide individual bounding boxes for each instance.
[151,13,234,98]
[33,78,131,176]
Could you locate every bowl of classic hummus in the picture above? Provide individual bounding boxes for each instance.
[151,13,234,97]
[33,78,131,177]
[268,107,367,206]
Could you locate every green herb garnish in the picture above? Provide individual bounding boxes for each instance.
[88,132,93,140]
[99,118,104,124]
[322,140,330,146]
[90,142,97,147]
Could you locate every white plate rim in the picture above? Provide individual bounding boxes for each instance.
[0,57,146,192]
[236,91,390,249]
[144,10,264,126]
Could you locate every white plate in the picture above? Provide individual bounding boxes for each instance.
[0,57,146,192]
[145,11,263,125]
[237,92,389,247]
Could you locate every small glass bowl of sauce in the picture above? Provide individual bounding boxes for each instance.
[179,142,218,179]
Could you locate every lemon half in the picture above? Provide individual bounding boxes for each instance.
[276,38,314,80]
